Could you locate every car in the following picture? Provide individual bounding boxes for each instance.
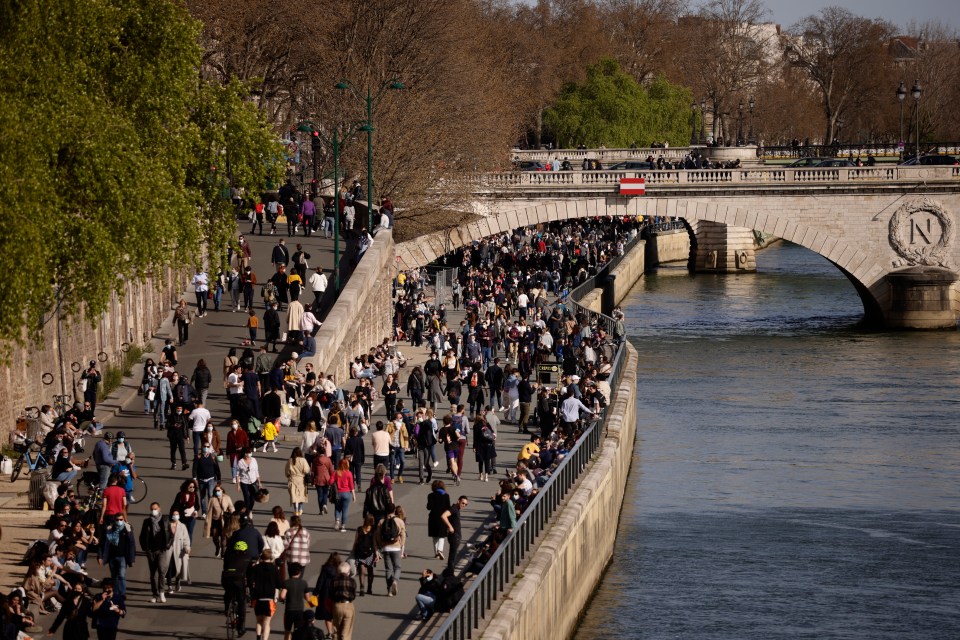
[786,157,832,167]
[899,154,960,166]
[813,159,856,167]
[513,160,545,171]
[607,161,655,170]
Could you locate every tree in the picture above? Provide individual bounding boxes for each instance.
[543,58,693,148]
[0,0,282,358]
[673,0,774,141]
[598,0,684,85]
[784,7,895,144]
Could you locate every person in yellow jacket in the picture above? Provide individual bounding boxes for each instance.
[386,413,410,483]
[262,419,279,453]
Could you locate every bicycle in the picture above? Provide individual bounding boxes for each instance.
[10,438,48,482]
[53,394,73,417]
[225,592,239,639]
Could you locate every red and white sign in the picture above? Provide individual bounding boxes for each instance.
[619,177,645,195]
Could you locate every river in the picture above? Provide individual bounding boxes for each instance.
[575,241,960,639]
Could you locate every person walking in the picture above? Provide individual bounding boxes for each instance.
[192,444,221,518]
[311,448,335,516]
[188,400,212,460]
[330,562,357,640]
[162,508,191,594]
[344,426,366,487]
[237,449,263,512]
[473,416,497,482]
[285,448,311,517]
[280,561,310,640]
[426,480,452,560]
[174,299,192,346]
[331,459,356,532]
[89,579,126,640]
[281,515,312,578]
[139,502,172,603]
[192,270,209,318]
[206,483,234,558]
[351,516,377,596]
[440,496,468,572]
[248,549,281,640]
[376,506,406,597]
[98,516,136,598]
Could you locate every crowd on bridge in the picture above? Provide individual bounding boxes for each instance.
[1,209,636,640]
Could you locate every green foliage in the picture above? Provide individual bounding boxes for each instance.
[0,0,283,358]
[543,58,695,148]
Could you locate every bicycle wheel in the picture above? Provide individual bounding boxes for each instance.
[10,455,24,483]
[226,598,238,639]
[128,478,148,504]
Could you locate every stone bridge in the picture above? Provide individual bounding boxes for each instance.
[400,167,960,329]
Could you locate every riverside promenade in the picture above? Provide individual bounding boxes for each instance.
[12,227,532,639]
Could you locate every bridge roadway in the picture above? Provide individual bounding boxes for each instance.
[56,230,528,640]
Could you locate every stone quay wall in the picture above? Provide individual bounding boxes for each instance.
[0,268,183,441]
[311,230,395,385]
[482,342,639,640]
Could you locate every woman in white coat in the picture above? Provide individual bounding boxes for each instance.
[163,508,191,593]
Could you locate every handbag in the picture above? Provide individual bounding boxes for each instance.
[147,390,156,401]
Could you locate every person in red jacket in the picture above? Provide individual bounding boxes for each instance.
[226,419,249,483]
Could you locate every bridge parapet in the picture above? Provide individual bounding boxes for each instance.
[472,166,960,195]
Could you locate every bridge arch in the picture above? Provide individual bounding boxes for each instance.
[395,197,889,321]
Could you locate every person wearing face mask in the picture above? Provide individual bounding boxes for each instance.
[139,502,173,603]
[173,479,200,541]
[193,443,222,519]
[47,580,93,637]
[205,482,234,558]
[226,420,249,483]
[202,422,222,455]
[162,509,191,594]
[166,404,189,471]
[98,515,136,597]
[298,395,322,433]
[237,448,262,511]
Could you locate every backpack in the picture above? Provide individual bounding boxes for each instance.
[381,516,400,545]
[356,530,375,559]
[469,372,479,388]
[366,482,393,515]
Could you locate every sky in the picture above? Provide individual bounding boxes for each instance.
[760,0,959,32]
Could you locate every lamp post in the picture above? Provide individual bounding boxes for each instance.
[896,81,907,160]
[748,96,755,144]
[690,102,698,145]
[336,78,405,231]
[296,120,358,292]
[911,79,922,161]
[699,99,707,144]
[836,118,844,144]
[737,101,744,146]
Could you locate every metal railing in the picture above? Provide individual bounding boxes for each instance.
[430,234,635,640]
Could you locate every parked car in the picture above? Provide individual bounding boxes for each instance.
[786,157,833,167]
[813,159,856,167]
[514,160,546,171]
[607,161,655,170]
[900,154,960,166]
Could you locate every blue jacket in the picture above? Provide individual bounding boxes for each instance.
[93,440,116,467]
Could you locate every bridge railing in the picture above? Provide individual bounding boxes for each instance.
[513,143,960,162]
[470,165,960,190]
[512,146,690,162]
[429,244,633,640]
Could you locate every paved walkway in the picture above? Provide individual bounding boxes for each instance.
[34,229,530,639]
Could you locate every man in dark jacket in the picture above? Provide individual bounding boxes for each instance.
[99,516,136,597]
[139,502,172,603]
[484,359,505,412]
[171,373,197,412]
[264,302,282,352]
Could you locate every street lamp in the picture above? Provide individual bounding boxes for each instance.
[336,78,406,231]
[836,118,844,144]
[896,81,907,160]
[911,79,922,161]
[690,102,697,145]
[699,99,707,144]
[737,101,744,146]
[748,96,755,144]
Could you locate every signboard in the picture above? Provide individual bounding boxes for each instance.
[619,177,645,195]
[536,361,562,386]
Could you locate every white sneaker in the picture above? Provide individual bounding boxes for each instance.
[432,461,438,468]
[159,593,166,603]
[151,597,157,603]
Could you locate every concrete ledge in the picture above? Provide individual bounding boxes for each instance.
[481,343,639,640]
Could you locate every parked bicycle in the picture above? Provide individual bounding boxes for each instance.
[10,438,48,482]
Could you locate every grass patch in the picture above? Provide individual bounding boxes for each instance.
[100,344,146,399]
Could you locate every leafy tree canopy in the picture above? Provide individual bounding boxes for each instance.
[543,58,694,148]
[0,0,282,357]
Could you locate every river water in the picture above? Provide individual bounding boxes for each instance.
[575,241,960,639]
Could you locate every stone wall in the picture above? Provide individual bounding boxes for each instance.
[310,231,395,385]
[648,229,692,266]
[481,343,639,640]
[0,268,182,440]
